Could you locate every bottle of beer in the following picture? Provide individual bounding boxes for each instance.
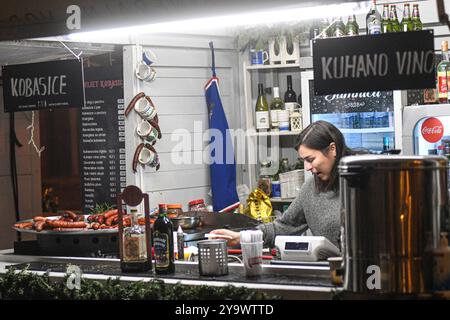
[345,15,359,36]
[389,5,401,32]
[255,83,270,131]
[381,4,392,33]
[154,204,175,274]
[437,40,450,104]
[412,4,423,31]
[318,18,329,39]
[333,17,346,37]
[401,3,413,32]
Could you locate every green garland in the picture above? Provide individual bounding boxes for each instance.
[0,267,281,300]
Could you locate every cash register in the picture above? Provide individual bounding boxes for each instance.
[273,236,340,263]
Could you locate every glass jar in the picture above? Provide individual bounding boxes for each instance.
[167,204,183,217]
[188,199,208,212]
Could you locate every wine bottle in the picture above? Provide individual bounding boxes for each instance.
[255,83,270,131]
[154,204,175,274]
[366,0,381,35]
[284,75,297,115]
[270,87,284,131]
[121,208,151,273]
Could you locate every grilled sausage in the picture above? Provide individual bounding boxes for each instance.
[65,210,78,220]
[46,220,87,229]
[33,216,47,222]
[35,220,46,232]
[104,209,118,218]
[105,214,118,226]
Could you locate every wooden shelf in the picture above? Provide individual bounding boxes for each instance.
[246,63,300,70]
[246,57,313,71]
[249,130,301,136]
[270,197,295,203]
[340,127,395,134]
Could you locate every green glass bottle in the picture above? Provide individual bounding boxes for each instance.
[390,5,401,32]
[327,17,336,37]
[270,87,284,131]
[255,83,270,131]
[412,4,423,31]
[381,4,392,33]
[333,17,346,37]
[401,3,413,32]
[319,18,329,39]
[345,15,359,36]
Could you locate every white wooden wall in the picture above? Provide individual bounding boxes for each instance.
[0,92,42,249]
[123,37,241,211]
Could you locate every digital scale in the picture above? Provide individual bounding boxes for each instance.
[274,236,341,262]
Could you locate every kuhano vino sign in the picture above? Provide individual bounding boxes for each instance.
[313,30,435,95]
[2,59,84,112]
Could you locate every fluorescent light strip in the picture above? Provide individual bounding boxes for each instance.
[68,1,369,41]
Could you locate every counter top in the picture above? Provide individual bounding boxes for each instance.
[0,249,340,299]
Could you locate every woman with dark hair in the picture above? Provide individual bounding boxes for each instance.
[211,120,354,248]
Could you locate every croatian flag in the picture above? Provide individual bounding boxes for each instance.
[204,41,240,212]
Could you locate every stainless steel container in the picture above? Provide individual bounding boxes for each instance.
[339,155,449,294]
[197,239,229,276]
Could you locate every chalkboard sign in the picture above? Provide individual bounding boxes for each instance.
[79,64,125,212]
[2,59,84,112]
[313,30,435,95]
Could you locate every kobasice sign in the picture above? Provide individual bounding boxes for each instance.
[313,30,435,95]
[2,59,84,112]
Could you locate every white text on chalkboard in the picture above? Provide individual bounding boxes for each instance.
[321,50,434,80]
[10,75,67,97]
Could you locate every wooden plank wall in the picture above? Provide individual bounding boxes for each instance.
[124,40,240,211]
[0,93,42,249]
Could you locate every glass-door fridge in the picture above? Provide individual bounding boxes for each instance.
[301,71,396,153]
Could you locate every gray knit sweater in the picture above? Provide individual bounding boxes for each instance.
[258,177,341,248]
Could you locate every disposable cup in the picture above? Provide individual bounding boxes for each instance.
[240,241,263,277]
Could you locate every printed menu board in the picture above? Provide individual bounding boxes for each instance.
[79,64,126,212]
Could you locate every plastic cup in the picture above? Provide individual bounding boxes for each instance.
[240,241,263,277]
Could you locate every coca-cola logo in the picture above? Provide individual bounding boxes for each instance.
[421,117,444,143]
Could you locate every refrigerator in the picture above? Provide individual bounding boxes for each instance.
[301,71,398,153]
[403,104,450,156]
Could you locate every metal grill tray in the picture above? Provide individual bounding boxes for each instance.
[13,215,118,235]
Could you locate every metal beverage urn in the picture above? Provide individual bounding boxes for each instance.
[339,155,449,294]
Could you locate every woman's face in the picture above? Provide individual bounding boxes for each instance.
[298,143,336,181]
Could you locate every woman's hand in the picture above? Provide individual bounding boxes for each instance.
[209,229,240,247]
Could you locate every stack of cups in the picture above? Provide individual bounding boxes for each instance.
[240,230,263,277]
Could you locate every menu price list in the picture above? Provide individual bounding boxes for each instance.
[79,65,125,212]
